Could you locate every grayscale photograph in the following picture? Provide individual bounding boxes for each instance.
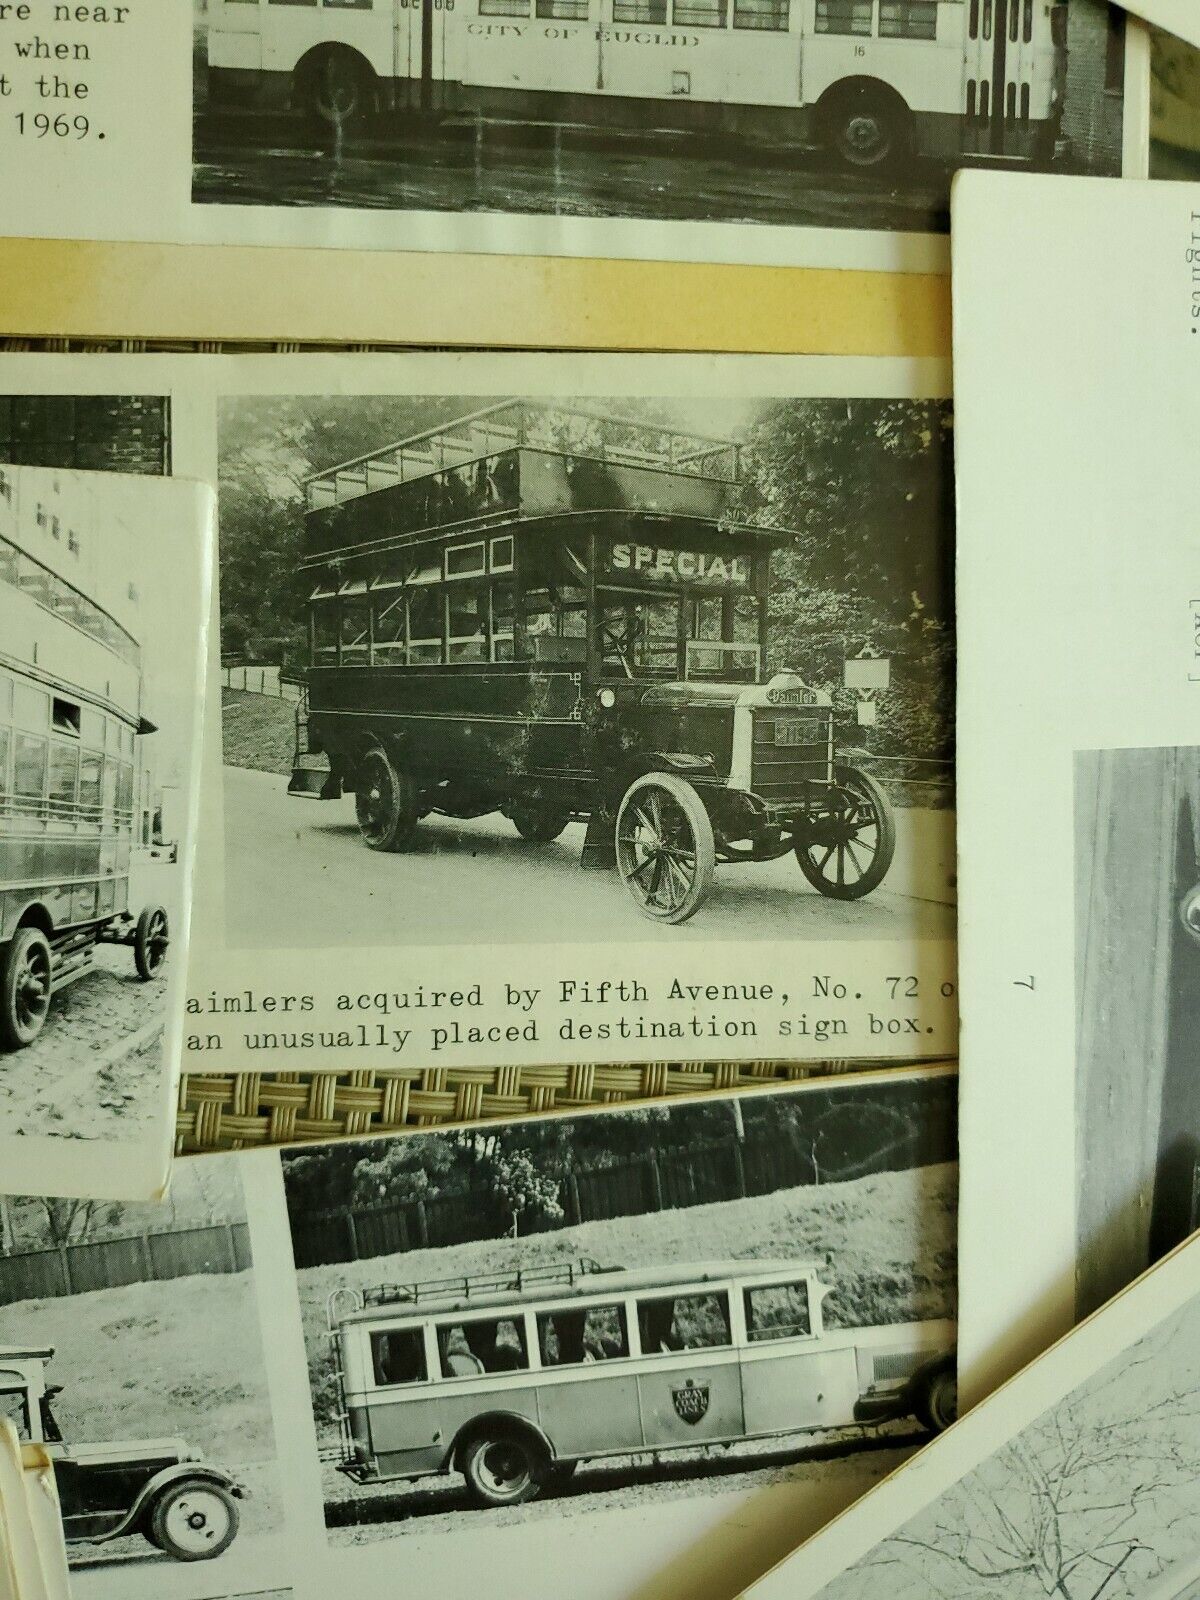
[808,1280,1200,1600]
[278,1073,957,1542]
[217,393,956,946]
[0,1159,282,1589]
[0,440,204,1158]
[192,0,1128,235]
[1074,745,1200,1320]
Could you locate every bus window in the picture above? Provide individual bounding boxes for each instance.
[732,0,788,28]
[491,578,515,662]
[448,583,488,663]
[672,0,726,25]
[79,749,102,820]
[437,1317,529,1377]
[744,1281,812,1342]
[48,741,79,815]
[637,1291,731,1354]
[341,599,371,667]
[0,1383,29,1443]
[313,602,339,664]
[408,588,442,664]
[613,0,666,19]
[814,0,872,34]
[14,683,48,734]
[480,0,530,15]
[878,0,936,38]
[370,1329,428,1387]
[14,733,46,810]
[446,542,486,581]
[373,593,406,664]
[538,1303,630,1365]
[536,0,589,16]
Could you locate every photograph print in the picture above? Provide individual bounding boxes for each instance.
[0,1158,282,1595]
[278,1071,957,1544]
[1074,744,1200,1321]
[192,0,1130,240]
[0,442,209,1194]
[218,391,956,948]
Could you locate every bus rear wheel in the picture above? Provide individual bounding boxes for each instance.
[914,1364,957,1434]
[299,47,376,132]
[355,747,420,852]
[0,927,53,1050]
[461,1430,549,1508]
[134,905,170,981]
[821,83,909,170]
[795,765,895,901]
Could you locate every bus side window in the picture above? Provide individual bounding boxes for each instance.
[370,1329,428,1387]
[538,1303,630,1365]
[814,0,871,34]
[438,1317,529,1377]
[0,1379,30,1443]
[744,1281,812,1342]
[638,1292,731,1353]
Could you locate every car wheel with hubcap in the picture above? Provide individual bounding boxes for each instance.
[510,801,570,843]
[616,772,716,925]
[134,905,170,981]
[354,747,419,852]
[823,84,909,170]
[461,1430,548,1508]
[149,1480,240,1562]
[0,927,53,1050]
[794,764,896,901]
[915,1364,957,1433]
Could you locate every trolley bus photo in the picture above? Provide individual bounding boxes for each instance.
[194,0,1128,232]
[0,467,170,1050]
[286,400,898,926]
[205,0,1064,167]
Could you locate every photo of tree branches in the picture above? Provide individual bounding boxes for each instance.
[813,1291,1200,1600]
[218,394,953,792]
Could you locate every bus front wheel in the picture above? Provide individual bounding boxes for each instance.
[820,83,910,170]
[0,927,53,1050]
[134,905,170,981]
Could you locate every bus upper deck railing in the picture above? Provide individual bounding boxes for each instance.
[304,400,743,512]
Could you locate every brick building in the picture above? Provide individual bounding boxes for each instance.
[0,397,170,476]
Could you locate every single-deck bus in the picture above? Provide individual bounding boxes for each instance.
[326,1256,956,1507]
[207,0,1065,169]
[0,469,169,1049]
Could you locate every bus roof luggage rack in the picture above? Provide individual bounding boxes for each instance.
[304,399,742,511]
[356,1257,621,1311]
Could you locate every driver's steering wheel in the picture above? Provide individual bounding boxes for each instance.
[599,622,635,681]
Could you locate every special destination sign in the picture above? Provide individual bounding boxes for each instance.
[604,540,752,586]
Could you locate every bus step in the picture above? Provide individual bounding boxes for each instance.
[580,812,616,871]
[288,765,342,801]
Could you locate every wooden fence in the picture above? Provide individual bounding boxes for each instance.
[0,1221,252,1306]
[289,1124,949,1270]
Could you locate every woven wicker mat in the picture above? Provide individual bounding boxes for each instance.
[176,1058,951,1153]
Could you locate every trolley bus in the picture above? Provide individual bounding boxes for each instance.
[288,400,896,925]
[0,469,169,1050]
[325,1256,956,1507]
[206,0,1065,169]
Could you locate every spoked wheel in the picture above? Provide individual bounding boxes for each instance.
[461,1431,548,1508]
[795,765,896,901]
[1179,883,1200,948]
[615,772,716,925]
[510,801,571,844]
[149,1480,240,1563]
[915,1364,957,1434]
[0,928,53,1050]
[134,905,170,981]
[355,747,419,852]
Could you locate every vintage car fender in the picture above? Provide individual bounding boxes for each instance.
[89,1462,245,1545]
[611,750,721,799]
[444,1409,560,1471]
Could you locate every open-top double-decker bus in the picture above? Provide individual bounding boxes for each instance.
[288,400,895,924]
[0,469,169,1049]
[207,0,1065,171]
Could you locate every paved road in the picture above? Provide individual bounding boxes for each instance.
[69,1530,289,1600]
[222,764,954,949]
[192,105,953,233]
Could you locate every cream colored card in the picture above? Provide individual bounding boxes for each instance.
[951,170,1200,1409]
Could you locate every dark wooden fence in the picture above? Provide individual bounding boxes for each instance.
[0,1221,252,1306]
[289,1127,941,1270]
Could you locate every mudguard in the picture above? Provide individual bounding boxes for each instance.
[89,1463,245,1545]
